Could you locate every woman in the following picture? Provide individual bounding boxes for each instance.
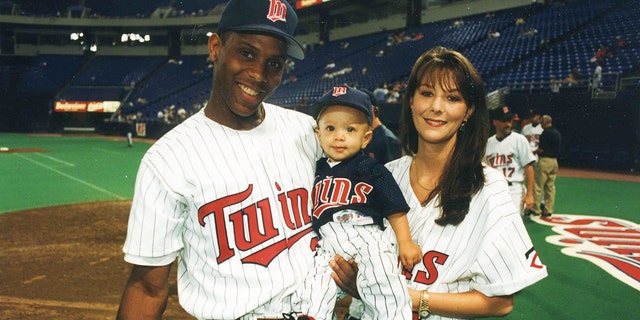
[332,47,547,320]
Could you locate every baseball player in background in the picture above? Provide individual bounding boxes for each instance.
[117,1,323,319]
[520,108,543,158]
[330,47,547,320]
[298,86,420,320]
[485,106,536,216]
[361,89,403,165]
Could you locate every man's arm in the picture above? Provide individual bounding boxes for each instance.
[523,163,535,210]
[117,263,173,320]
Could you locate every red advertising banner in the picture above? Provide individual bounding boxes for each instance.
[54,101,88,112]
[54,101,121,113]
[296,0,327,9]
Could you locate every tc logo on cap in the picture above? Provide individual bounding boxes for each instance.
[332,86,348,97]
[267,0,288,22]
[502,106,510,114]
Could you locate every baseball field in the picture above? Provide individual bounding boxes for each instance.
[1,133,639,319]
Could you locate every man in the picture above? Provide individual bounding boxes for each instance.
[372,84,388,103]
[361,89,402,164]
[117,1,322,319]
[531,115,562,217]
[485,106,536,216]
[592,61,603,93]
[520,108,543,158]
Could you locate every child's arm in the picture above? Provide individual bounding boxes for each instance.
[387,212,422,270]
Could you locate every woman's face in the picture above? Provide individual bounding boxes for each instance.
[410,73,473,147]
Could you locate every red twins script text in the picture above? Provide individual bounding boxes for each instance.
[198,183,312,267]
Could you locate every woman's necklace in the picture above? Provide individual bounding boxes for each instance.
[411,158,437,204]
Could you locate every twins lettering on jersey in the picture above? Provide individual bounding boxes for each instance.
[402,246,542,284]
[485,153,516,178]
[197,182,312,267]
[312,176,373,219]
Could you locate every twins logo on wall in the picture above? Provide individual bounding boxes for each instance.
[533,214,640,291]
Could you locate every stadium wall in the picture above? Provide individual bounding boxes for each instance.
[505,90,640,169]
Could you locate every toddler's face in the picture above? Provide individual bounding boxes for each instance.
[315,105,372,162]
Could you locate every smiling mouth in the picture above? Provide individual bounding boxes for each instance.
[239,83,260,97]
[426,119,446,126]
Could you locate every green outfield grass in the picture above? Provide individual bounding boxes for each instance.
[1,133,639,319]
[0,133,149,214]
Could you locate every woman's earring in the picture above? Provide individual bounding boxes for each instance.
[459,120,467,132]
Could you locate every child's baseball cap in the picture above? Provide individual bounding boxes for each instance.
[217,0,305,60]
[311,86,373,125]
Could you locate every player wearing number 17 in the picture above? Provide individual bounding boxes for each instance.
[485,106,536,216]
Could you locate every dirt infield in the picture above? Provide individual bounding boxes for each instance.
[1,167,636,319]
[0,200,351,319]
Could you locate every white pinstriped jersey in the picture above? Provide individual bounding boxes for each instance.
[386,157,547,320]
[123,104,322,319]
[484,132,536,183]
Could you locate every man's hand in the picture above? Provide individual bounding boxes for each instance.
[329,255,360,299]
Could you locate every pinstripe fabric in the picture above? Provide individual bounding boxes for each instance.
[299,223,411,320]
[123,104,322,319]
[385,156,548,320]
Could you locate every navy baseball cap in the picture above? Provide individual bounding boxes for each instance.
[217,0,305,60]
[491,105,518,121]
[311,86,373,125]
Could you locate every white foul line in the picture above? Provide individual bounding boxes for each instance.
[91,147,121,155]
[33,152,75,167]
[15,154,126,200]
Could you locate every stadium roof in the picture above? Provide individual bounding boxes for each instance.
[8,0,234,17]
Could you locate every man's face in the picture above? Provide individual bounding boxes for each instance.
[493,117,514,138]
[208,31,287,126]
[531,114,541,125]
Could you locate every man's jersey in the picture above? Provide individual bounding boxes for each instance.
[485,132,536,183]
[521,123,544,153]
[123,105,322,319]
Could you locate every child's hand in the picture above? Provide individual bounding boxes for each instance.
[398,240,422,271]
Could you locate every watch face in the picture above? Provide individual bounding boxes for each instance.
[419,310,430,318]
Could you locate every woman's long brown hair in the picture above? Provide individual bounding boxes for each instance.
[399,46,490,226]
